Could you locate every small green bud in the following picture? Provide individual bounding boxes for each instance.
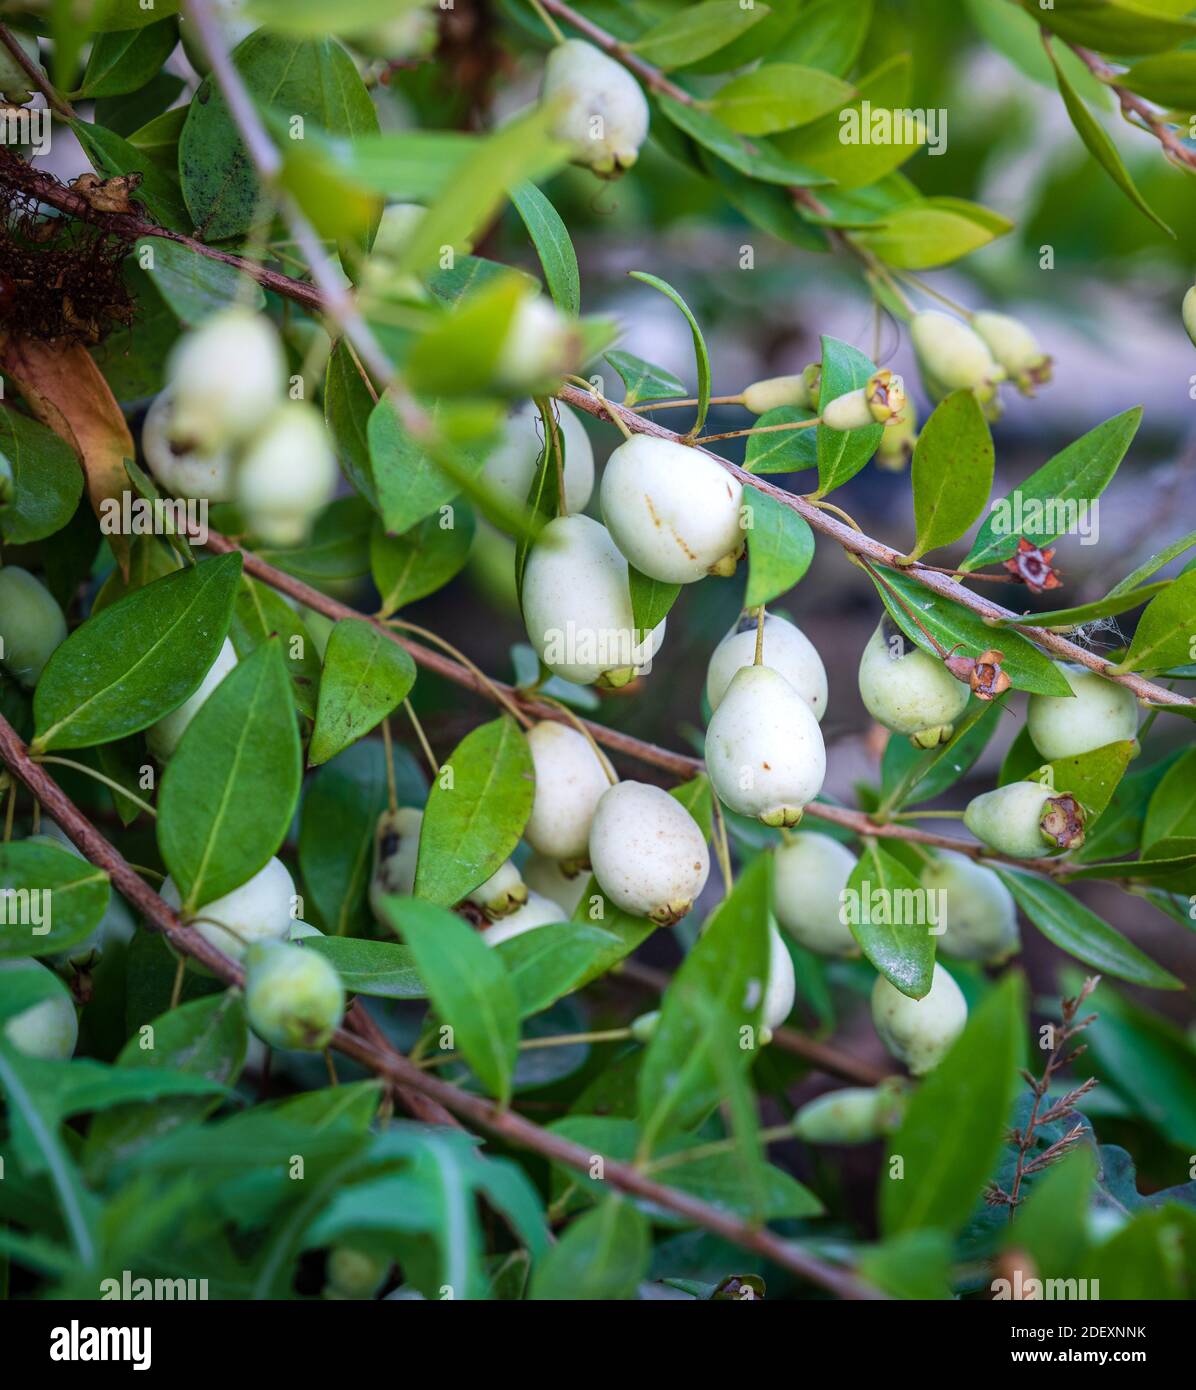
[971,311,1052,395]
[630,1010,660,1043]
[742,363,820,414]
[244,941,345,1051]
[793,1079,907,1145]
[324,1247,390,1300]
[911,310,1004,395]
[820,369,906,432]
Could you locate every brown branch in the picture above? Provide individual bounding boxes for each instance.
[0,711,884,1300]
[0,25,74,120]
[1068,43,1196,175]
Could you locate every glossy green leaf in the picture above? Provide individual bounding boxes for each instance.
[1047,45,1173,237]
[605,351,686,407]
[962,408,1141,572]
[244,0,427,36]
[378,896,518,1105]
[32,552,241,752]
[656,94,829,186]
[306,936,424,998]
[511,182,580,317]
[1114,569,1196,675]
[0,842,110,959]
[882,973,1024,1235]
[853,198,1012,269]
[414,715,534,906]
[744,406,819,474]
[158,640,302,911]
[628,567,681,634]
[1119,51,1196,109]
[710,64,853,135]
[815,336,882,496]
[743,489,815,607]
[882,696,1004,810]
[776,0,871,75]
[0,408,83,545]
[308,619,416,767]
[324,340,379,510]
[73,18,178,99]
[496,921,622,1018]
[530,1197,650,1300]
[872,566,1072,697]
[1143,748,1196,850]
[1022,0,1196,56]
[993,582,1169,629]
[845,842,935,998]
[997,870,1179,990]
[1044,739,1135,824]
[907,391,994,560]
[632,1,769,69]
[628,271,711,436]
[371,508,476,618]
[228,575,321,721]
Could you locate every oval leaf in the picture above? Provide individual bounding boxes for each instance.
[845,841,935,998]
[908,390,994,560]
[0,841,110,959]
[309,618,417,767]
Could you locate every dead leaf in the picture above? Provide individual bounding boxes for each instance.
[0,332,133,575]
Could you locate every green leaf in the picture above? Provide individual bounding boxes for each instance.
[1022,0,1196,56]
[244,0,428,36]
[1119,51,1196,109]
[260,496,374,586]
[992,582,1169,630]
[627,566,681,634]
[844,842,935,998]
[179,32,378,241]
[1143,748,1196,851]
[0,405,82,546]
[378,896,519,1104]
[742,489,815,607]
[776,0,871,75]
[496,922,622,1018]
[308,619,416,767]
[1044,739,1135,824]
[605,351,686,407]
[710,64,853,135]
[1108,529,1196,597]
[139,237,266,327]
[1005,1147,1095,1281]
[305,936,424,998]
[815,336,882,496]
[414,715,534,906]
[638,853,771,1151]
[530,1197,649,1300]
[907,391,994,561]
[511,182,580,317]
[1114,569,1196,675]
[744,406,819,474]
[1047,44,1173,237]
[73,18,178,99]
[371,508,476,618]
[872,566,1072,697]
[32,552,241,752]
[881,973,1024,1236]
[655,94,829,186]
[962,408,1141,572]
[852,198,1012,269]
[632,1,770,69]
[70,118,190,229]
[0,842,110,959]
[396,106,567,276]
[324,340,379,509]
[997,870,1179,990]
[628,271,711,436]
[228,575,321,721]
[882,696,1005,810]
[158,640,302,912]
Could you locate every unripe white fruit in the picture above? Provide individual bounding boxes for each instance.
[921,849,1019,964]
[0,958,77,1059]
[525,720,611,867]
[495,295,580,392]
[760,925,795,1040]
[964,781,1085,858]
[705,665,826,827]
[820,369,906,432]
[742,366,819,415]
[166,308,285,452]
[235,402,337,547]
[466,859,528,919]
[871,961,967,1076]
[1184,285,1196,349]
[601,435,744,584]
[774,831,859,957]
[523,852,588,917]
[482,400,594,517]
[0,566,67,688]
[162,855,295,963]
[541,38,649,176]
[858,621,969,749]
[1026,663,1139,761]
[141,390,235,502]
[369,807,422,922]
[910,310,1005,394]
[522,514,664,686]
[588,781,709,926]
[244,940,344,1051]
[481,889,564,947]
[793,1081,907,1145]
[147,637,237,762]
[970,311,1052,394]
[706,610,827,721]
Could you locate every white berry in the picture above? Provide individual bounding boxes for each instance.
[774,830,859,957]
[1026,663,1138,761]
[588,781,709,925]
[525,720,611,868]
[482,400,594,518]
[706,609,827,721]
[147,637,237,762]
[871,961,967,1076]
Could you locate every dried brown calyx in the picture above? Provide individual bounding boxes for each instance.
[943,646,1012,701]
[1040,793,1085,852]
[1003,537,1062,593]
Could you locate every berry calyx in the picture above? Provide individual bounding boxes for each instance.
[600,434,744,585]
[588,781,709,925]
[821,369,907,432]
[705,665,826,827]
[871,961,967,1076]
[466,859,528,920]
[963,780,1086,858]
[243,940,345,1052]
